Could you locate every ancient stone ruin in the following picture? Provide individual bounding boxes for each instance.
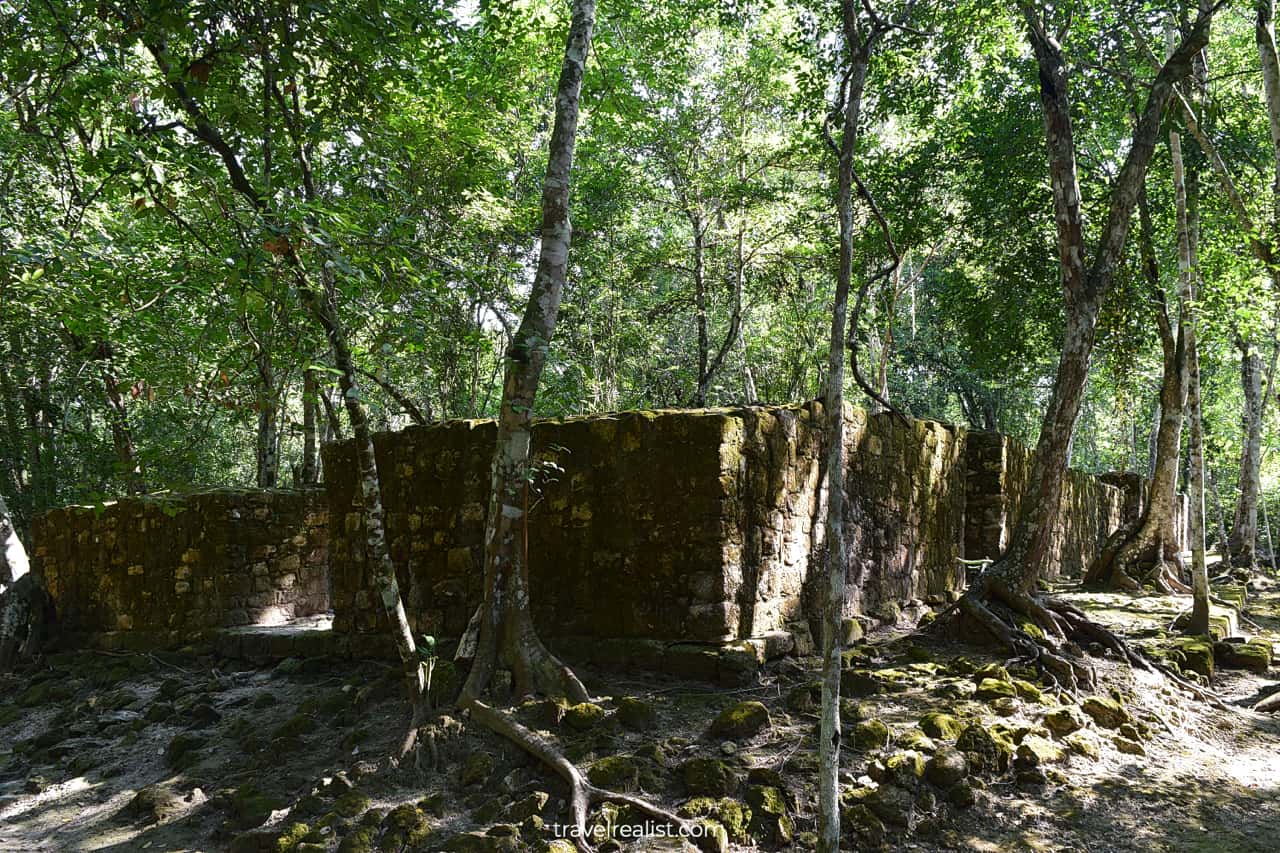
[32,404,1182,677]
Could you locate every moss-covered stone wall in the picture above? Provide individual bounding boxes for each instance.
[34,489,329,636]
[324,403,972,644]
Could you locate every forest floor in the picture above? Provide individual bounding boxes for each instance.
[2,577,1280,853]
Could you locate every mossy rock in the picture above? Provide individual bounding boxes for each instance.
[1171,637,1214,678]
[332,790,372,819]
[841,647,874,669]
[898,730,936,752]
[1080,696,1129,730]
[866,783,915,827]
[925,746,968,788]
[274,822,310,852]
[1014,735,1063,768]
[1065,731,1100,760]
[123,782,186,824]
[165,733,207,770]
[498,791,545,825]
[841,803,886,845]
[955,724,1013,775]
[18,681,72,708]
[852,718,889,750]
[785,683,821,713]
[709,700,770,740]
[587,755,640,792]
[918,712,962,740]
[1216,640,1272,672]
[563,702,606,731]
[461,752,495,787]
[1114,736,1146,756]
[335,826,376,853]
[678,797,752,842]
[947,656,977,676]
[884,750,926,787]
[229,784,286,830]
[1011,679,1043,701]
[840,669,882,697]
[1043,707,1087,737]
[615,697,658,731]
[974,678,1017,701]
[744,785,792,845]
[972,663,1010,682]
[683,757,740,796]
[377,804,430,850]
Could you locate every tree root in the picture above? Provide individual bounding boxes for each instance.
[464,698,693,851]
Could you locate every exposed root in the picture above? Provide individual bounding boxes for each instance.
[1084,522,1189,593]
[464,698,692,851]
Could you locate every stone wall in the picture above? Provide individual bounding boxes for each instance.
[35,489,329,636]
[325,404,972,645]
[963,431,1131,579]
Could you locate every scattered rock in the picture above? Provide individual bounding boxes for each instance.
[709,701,770,740]
[1081,696,1129,730]
[918,712,962,740]
[227,784,285,831]
[852,718,889,751]
[925,746,968,788]
[588,756,640,792]
[503,791,549,823]
[1065,731,1100,760]
[679,797,752,842]
[974,678,1017,701]
[1043,707,1087,737]
[616,697,658,731]
[564,702,606,731]
[380,803,431,850]
[683,758,740,796]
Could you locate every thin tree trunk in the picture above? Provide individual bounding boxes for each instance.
[1172,116,1210,633]
[300,368,319,485]
[818,5,875,849]
[254,351,280,489]
[460,0,595,705]
[1083,183,1189,592]
[1229,341,1263,566]
[691,223,709,407]
[1208,465,1231,555]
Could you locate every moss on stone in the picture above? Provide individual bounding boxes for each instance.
[615,697,658,731]
[587,755,640,792]
[919,711,962,740]
[1081,696,1129,729]
[272,713,318,740]
[683,757,739,796]
[461,752,495,787]
[852,718,889,750]
[332,790,371,819]
[709,700,770,740]
[974,677,1017,701]
[229,784,286,830]
[563,702,606,731]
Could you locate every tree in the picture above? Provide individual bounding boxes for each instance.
[955,4,1219,691]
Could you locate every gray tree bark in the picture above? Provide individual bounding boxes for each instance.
[459,0,595,705]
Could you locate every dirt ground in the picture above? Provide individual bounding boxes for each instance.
[2,580,1279,853]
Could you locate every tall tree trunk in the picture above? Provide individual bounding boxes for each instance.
[300,367,320,485]
[459,0,595,705]
[1229,340,1263,566]
[1083,184,1189,592]
[1173,115,1210,633]
[983,8,1211,594]
[818,3,880,848]
[255,350,280,489]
